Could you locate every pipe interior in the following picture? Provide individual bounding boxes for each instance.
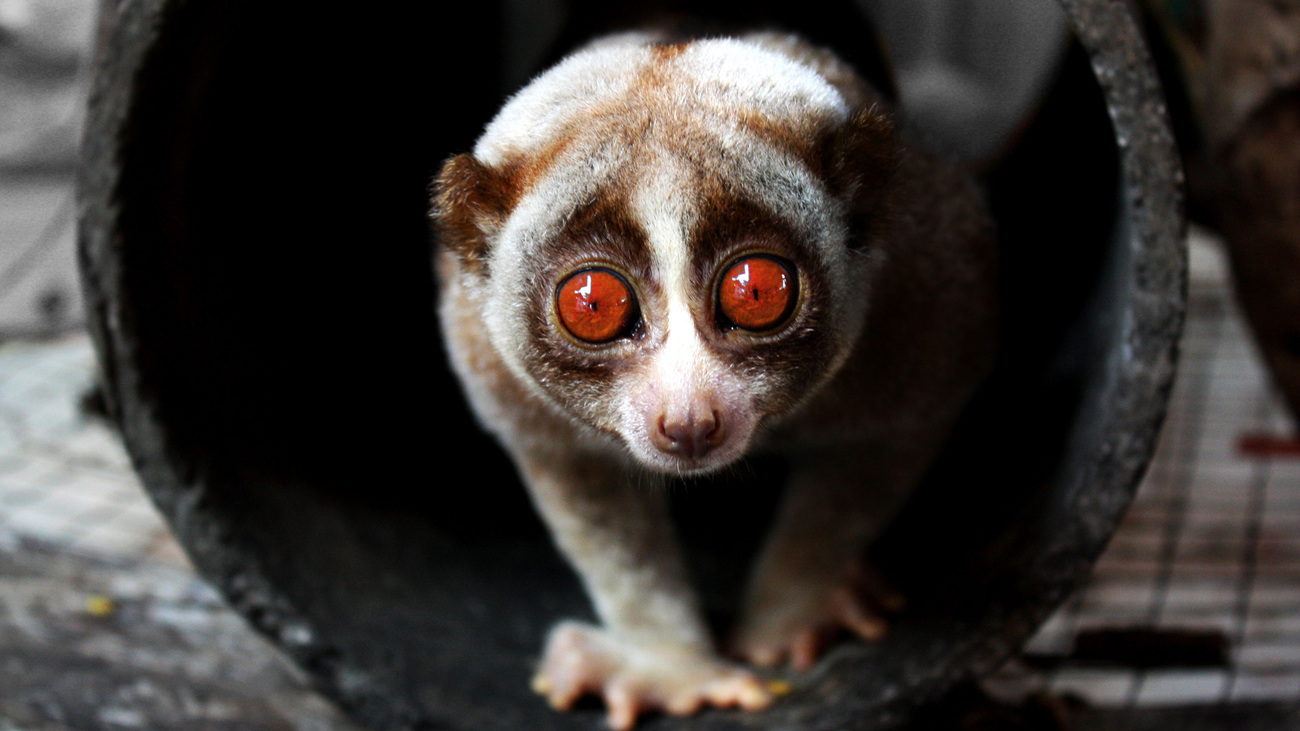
[106,1,1127,728]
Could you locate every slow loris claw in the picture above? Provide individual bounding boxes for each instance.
[732,559,906,671]
[534,622,771,730]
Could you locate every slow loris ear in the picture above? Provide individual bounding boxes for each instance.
[826,107,899,249]
[432,154,518,273]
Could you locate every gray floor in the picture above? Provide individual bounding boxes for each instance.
[0,196,360,731]
[0,532,361,730]
[0,168,359,731]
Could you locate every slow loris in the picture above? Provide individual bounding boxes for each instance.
[433,30,996,729]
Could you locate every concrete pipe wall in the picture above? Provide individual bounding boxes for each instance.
[77,1,1184,729]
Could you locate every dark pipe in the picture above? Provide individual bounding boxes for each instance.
[78,1,1183,729]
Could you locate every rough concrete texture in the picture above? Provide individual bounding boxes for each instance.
[0,0,93,173]
[0,530,359,731]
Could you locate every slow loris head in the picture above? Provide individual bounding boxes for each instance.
[434,34,897,475]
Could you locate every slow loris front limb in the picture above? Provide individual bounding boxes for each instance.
[732,439,934,669]
[516,448,770,729]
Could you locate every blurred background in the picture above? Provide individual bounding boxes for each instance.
[1,0,1298,728]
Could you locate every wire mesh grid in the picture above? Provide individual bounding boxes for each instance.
[985,231,1300,707]
[0,334,182,565]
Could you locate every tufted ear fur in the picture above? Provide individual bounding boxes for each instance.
[432,154,518,274]
[826,107,899,249]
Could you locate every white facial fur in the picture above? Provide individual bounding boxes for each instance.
[467,33,876,474]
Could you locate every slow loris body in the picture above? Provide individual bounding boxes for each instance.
[433,31,996,729]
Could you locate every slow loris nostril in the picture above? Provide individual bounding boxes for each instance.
[653,409,723,458]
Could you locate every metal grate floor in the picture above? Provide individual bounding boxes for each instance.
[0,333,180,564]
[987,229,1300,706]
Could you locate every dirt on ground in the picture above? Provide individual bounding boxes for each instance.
[0,530,359,731]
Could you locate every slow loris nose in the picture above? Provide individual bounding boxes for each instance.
[651,402,724,459]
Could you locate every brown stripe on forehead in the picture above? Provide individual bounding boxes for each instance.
[686,190,816,291]
[651,42,688,61]
[548,186,655,280]
[489,51,669,186]
[732,107,842,179]
[484,91,652,204]
[647,38,844,169]
[488,134,581,205]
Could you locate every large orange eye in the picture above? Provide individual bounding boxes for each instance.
[556,268,637,343]
[718,256,796,331]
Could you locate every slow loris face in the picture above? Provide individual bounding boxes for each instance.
[436,34,895,475]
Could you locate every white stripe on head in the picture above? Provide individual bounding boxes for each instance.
[673,39,850,126]
[629,154,695,311]
[627,152,714,396]
[473,35,657,166]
